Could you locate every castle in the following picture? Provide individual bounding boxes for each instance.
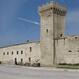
[0,1,79,67]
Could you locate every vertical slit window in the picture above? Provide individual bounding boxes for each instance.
[46,29,48,33]
[12,51,13,55]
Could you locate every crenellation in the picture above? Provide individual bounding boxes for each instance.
[39,1,67,13]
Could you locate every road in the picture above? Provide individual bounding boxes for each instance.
[0,65,79,79]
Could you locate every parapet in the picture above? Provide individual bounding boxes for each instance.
[39,1,67,15]
[66,36,79,40]
[54,35,79,41]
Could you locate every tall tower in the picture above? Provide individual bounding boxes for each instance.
[39,1,67,67]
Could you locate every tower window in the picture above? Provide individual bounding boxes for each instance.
[46,29,48,33]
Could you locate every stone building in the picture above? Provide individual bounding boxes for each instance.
[0,1,79,67]
[0,42,41,65]
[39,1,79,67]
[39,1,67,66]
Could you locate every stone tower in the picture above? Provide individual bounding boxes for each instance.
[39,1,67,67]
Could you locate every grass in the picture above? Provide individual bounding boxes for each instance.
[56,63,79,69]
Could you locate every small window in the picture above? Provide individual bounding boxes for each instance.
[77,50,79,52]
[51,7,52,9]
[21,51,23,54]
[60,34,63,37]
[75,37,78,39]
[46,29,48,33]
[68,50,72,52]
[12,51,13,55]
[3,52,5,55]
[7,52,9,55]
[30,47,32,52]
[17,51,19,55]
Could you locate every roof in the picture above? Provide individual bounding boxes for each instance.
[0,41,40,49]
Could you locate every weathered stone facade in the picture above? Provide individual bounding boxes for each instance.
[39,2,79,67]
[39,2,66,66]
[0,1,79,67]
[56,36,79,64]
[0,42,41,65]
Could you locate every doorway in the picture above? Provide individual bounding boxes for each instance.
[15,58,17,65]
[21,58,23,64]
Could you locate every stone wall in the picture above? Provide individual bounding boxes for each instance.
[39,2,66,67]
[56,36,79,64]
[40,7,54,67]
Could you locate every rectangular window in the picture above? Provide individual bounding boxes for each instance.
[12,51,13,55]
[21,51,23,54]
[17,51,19,55]
[7,52,9,55]
[3,52,5,55]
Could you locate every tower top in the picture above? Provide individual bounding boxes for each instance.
[39,1,67,13]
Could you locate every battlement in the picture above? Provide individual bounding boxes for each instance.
[55,36,79,40]
[65,36,79,41]
[39,1,67,15]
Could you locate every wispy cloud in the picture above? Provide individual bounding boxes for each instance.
[18,17,39,25]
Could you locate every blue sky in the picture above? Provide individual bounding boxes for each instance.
[0,0,79,46]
